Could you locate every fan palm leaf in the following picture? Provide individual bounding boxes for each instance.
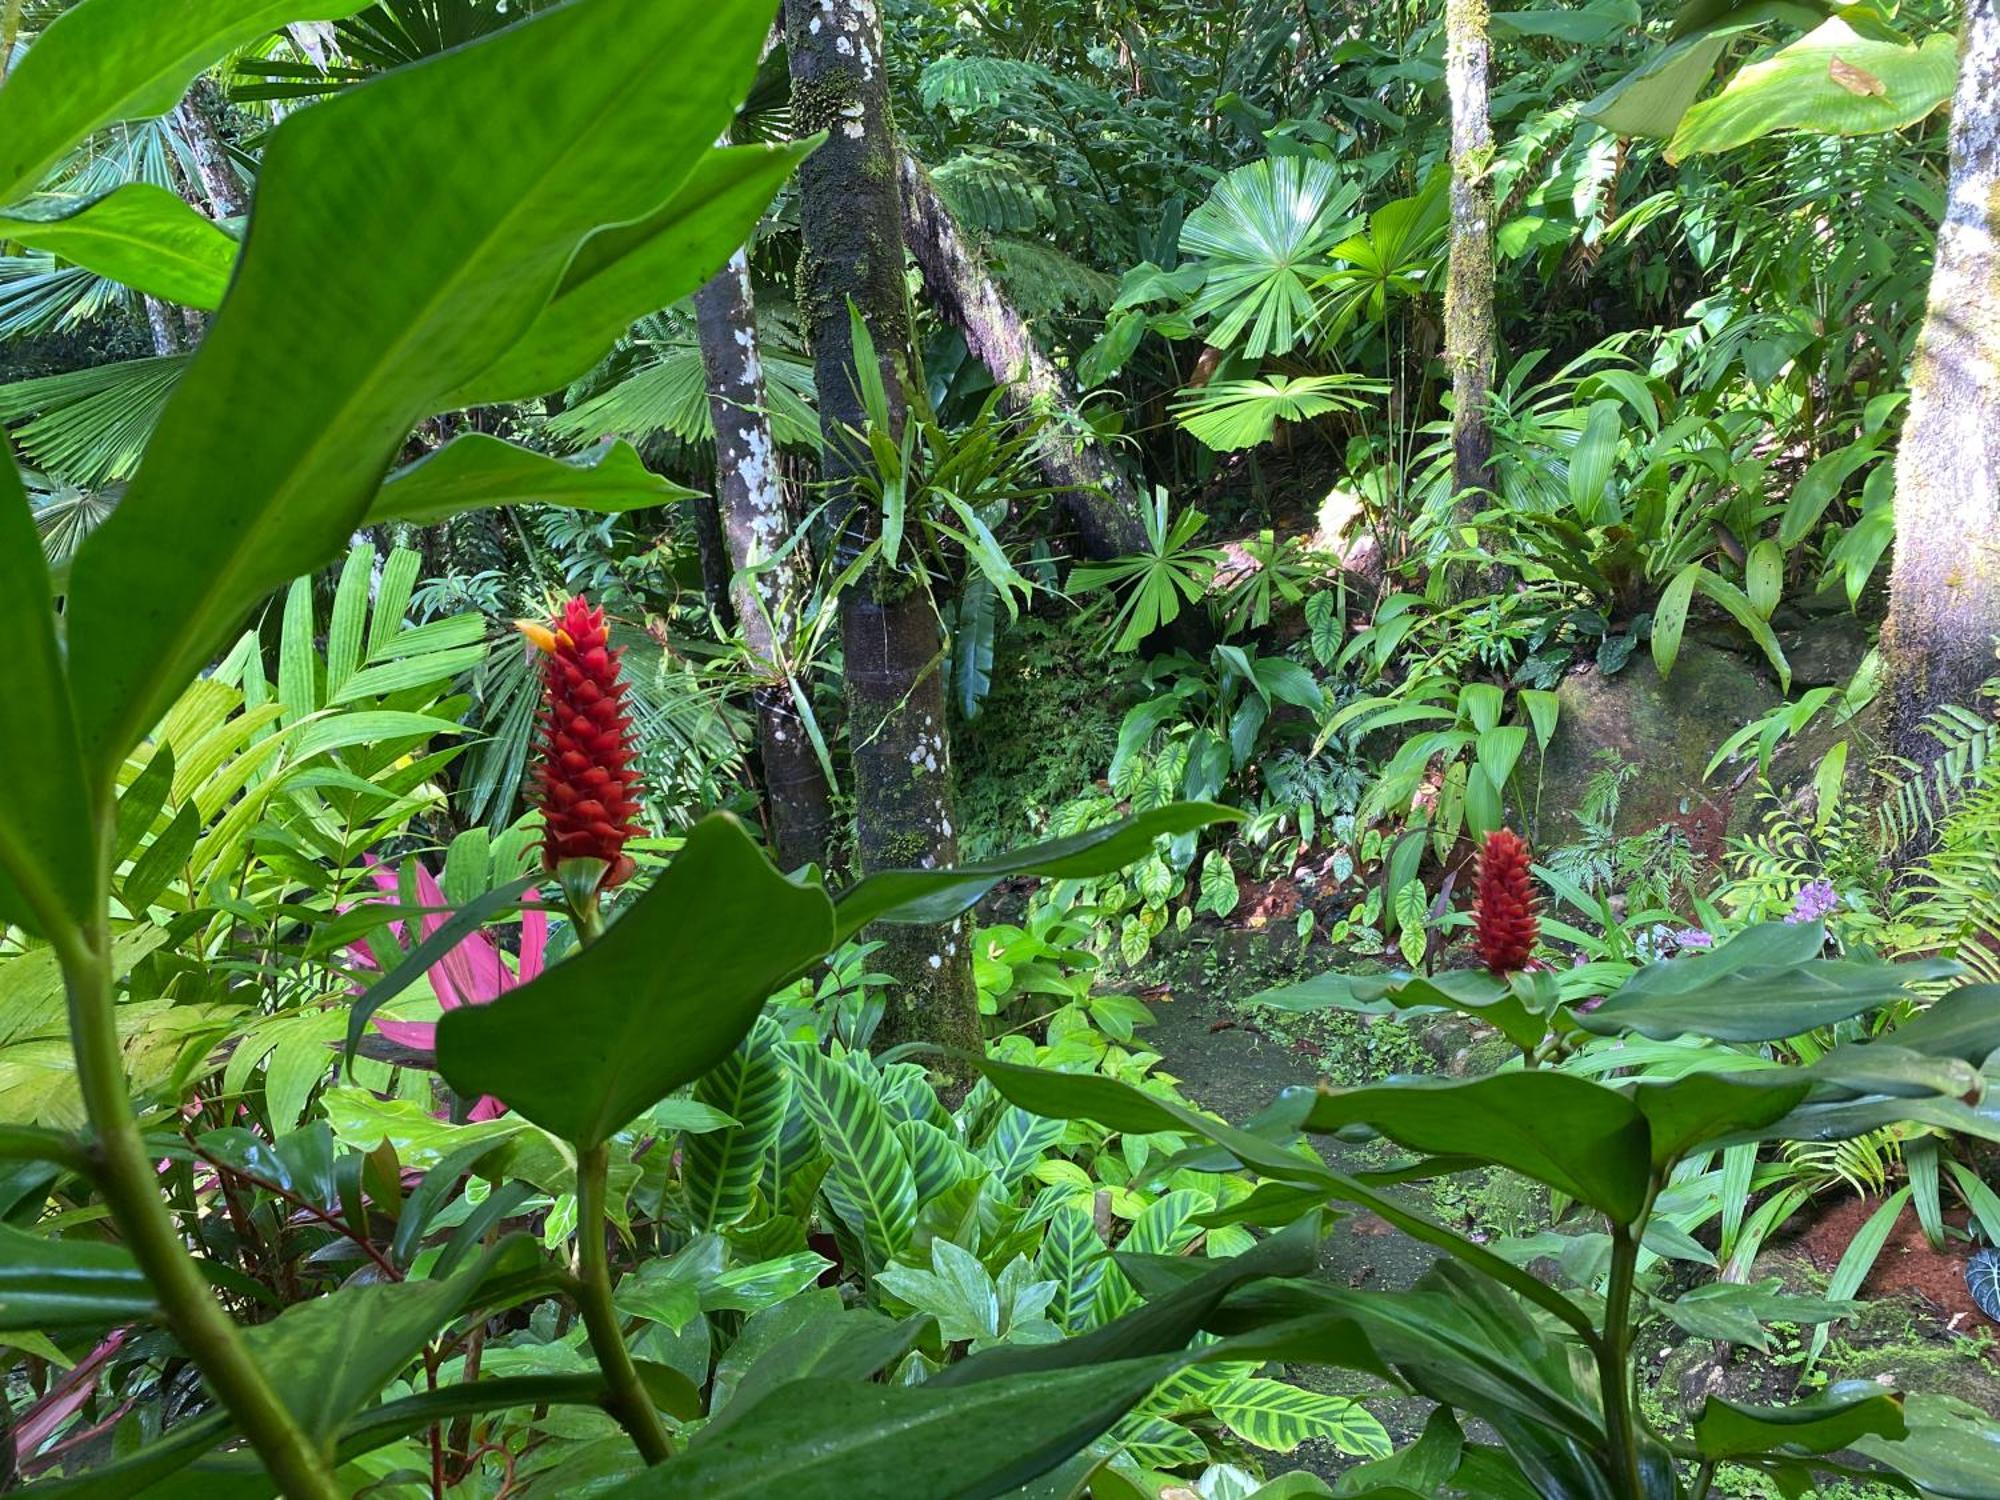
[1179,156,1362,358]
[0,354,188,487]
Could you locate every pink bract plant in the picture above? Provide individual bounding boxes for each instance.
[346,858,546,1121]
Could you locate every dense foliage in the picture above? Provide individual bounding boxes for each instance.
[3,0,1998,1497]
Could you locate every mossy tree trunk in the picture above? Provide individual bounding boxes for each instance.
[785,0,981,1069]
[173,81,248,220]
[897,152,1149,559]
[1881,0,2000,829]
[693,247,834,873]
[1444,0,1497,569]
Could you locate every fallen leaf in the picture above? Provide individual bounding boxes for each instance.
[1829,55,1887,97]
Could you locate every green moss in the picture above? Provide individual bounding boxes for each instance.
[953,616,1132,855]
[789,74,856,139]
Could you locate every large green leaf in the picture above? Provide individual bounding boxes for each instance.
[1670,18,1957,160]
[605,1357,1189,1500]
[0,447,94,933]
[369,434,690,526]
[1579,927,1954,1041]
[437,815,833,1148]
[0,0,376,206]
[1691,1381,1905,1460]
[1851,1393,2000,1500]
[240,1250,499,1444]
[706,1293,928,1434]
[832,803,1240,941]
[683,1016,790,1231]
[0,1223,156,1328]
[782,1045,921,1279]
[1304,1073,1653,1225]
[448,141,816,406]
[1579,0,1820,138]
[1628,1072,1812,1169]
[63,0,771,788]
[0,185,238,309]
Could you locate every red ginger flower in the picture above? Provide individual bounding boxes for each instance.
[520,597,643,891]
[1472,828,1540,974]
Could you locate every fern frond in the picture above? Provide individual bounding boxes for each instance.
[1873,693,2000,852]
[986,238,1118,316]
[931,151,1049,234]
[917,55,1058,112]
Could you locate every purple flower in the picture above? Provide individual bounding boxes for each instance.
[1673,928,1713,950]
[1786,878,1839,925]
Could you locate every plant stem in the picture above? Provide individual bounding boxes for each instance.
[1599,1224,1647,1500]
[59,920,344,1500]
[0,0,23,86]
[574,1140,671,1464]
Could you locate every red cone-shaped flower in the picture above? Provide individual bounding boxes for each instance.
[1472,828,1539,974]
[523,597,643,890]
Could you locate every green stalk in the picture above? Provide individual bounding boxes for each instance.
[1599,1223,1647,1500]
[574,1140,672,1464]
[0,0,23,85]
[58,915,344,1500]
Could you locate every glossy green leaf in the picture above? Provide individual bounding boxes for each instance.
[1692,1381,1905,1459]
[64,0,772,787]
[369,434,690,526]
[1581,929,1953,1041]
[683,1016,790,1231]
[1670,20,1957,160]
[1580,0,1818,138]
[0,184,237,308]
[239,1249,498,1443]
[1850,1393,2000,1499]
[1628,1071,1812,1168]
[448,141,817,405]
[0,447,94,933]
[0,1224,156,1328]
[833,803,1240,941]
[708,1295,930,1436]
[437,815,834,1147]
[0,0,376,206]
[1305,1072,1653,1224]
[606,1356,1187,1500]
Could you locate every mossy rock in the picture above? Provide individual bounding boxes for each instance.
[1523,640,1783,856]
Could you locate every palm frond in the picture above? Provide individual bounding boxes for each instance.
[0,355,189,487]
[544,342,816,451]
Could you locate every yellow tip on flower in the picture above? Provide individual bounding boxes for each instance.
[514,619,559,654]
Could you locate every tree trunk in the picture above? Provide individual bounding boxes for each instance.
[897,152,1148,559]
[785,0,981,1068]
[1880,0,2000,826]
[142,297,182,356]
[1444,0,1497,529]
[172,82,248,220]
[694,247,834,874]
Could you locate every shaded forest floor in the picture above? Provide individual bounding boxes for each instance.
[1130,923,2000,1488]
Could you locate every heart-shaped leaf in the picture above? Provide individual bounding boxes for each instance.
[437,816,833,1148]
